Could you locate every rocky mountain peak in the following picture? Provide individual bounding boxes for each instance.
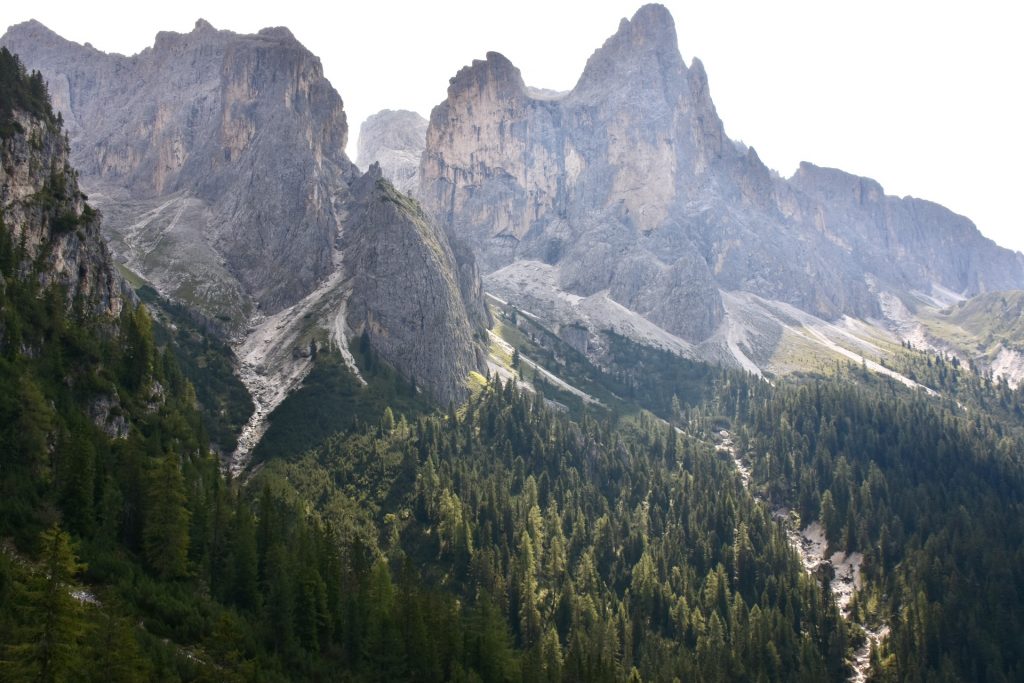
[447,51,526,101]
[2,20,354,320]
[685,56,710,97]
[357,109,428,195]
[359,110,428,157]
[341,167,485,406]
[2,20,86,58]
[617,3,679,49]
[193,18,217,33]
[600,3,680,58]
[257,25,297,41]
[572,3,686,100]
[420,2,1024,368]
[3,23,490,406]
[3,19,61,42]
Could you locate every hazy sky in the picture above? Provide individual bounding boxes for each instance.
[3,0,1022,254]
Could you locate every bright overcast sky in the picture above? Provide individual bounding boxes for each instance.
[3,0,1022,254]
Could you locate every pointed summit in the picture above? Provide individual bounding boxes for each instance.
[621,3,679,47]
[2,19,69,48]
[446,51,526,101]
[5,18,52,34]
[571,3,686,102]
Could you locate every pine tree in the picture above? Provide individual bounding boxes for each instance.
[262,544,295,655]
[1,525,87,683]
[59,429,96,536]
[820,490,839,549]
[143,452,191,579]
[83,606,150,682]
[15,375,54,480]
[380,406,395,434]
[228,504,260,611]
[122,305,155,391]
[466,594,518,682]
[362,560,405,681]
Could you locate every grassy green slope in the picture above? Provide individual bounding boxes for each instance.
[923,290,1024,353]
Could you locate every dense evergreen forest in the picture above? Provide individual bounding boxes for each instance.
[721,370,1024,681]
[3,51,1024,682]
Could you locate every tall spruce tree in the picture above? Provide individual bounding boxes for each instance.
[0,525,86,683]
[143,452,191,579]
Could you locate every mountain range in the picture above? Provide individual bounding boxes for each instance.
[6,5,1023,412]
[367,4,1024,383]
[1,18,490,468]
[4,5,1024,682]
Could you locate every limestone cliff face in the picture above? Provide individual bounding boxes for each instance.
[2,19,355,322]
[0,108,125,318]
[2,22,489,404]
[357,108,492,335]
[356,109,427,195]
[422,52,555,250]
[342,165,482,405]
[786,162,1024,295]
[420,3,1024,345]
[420,13,730,343]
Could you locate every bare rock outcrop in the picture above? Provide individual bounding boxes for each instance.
[2,21,489,404]
[342,165,482,405]
[2,19,352,328]
[0,107,125,318]
[419,3,1024,349]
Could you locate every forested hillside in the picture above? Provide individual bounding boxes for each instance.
[722,369,1024,681]
[3,44,1024,683]
[258,377,849,681]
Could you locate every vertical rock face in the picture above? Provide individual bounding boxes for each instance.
[786,162,1024,295]
[342,165,482,405]
[356,109,428,195]
[422,52,545,252]
[419,25,729,343]
[1,107,125,318]
[2,19,356,325]
[355,109,491,333]
[2,21,489,404]
[420,3,1024,348]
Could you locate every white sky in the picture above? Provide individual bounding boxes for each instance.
[3,0,1022,253]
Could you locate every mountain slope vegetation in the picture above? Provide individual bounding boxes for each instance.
[3,25,1024,683]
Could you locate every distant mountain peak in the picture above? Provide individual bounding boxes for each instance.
[357,109,428,193]
[420,0,1024,362]
[446,51,526,99]
[621,3,678,46]
[3,19,67,45]
[257,25,296,41]
[572,3,687,102]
